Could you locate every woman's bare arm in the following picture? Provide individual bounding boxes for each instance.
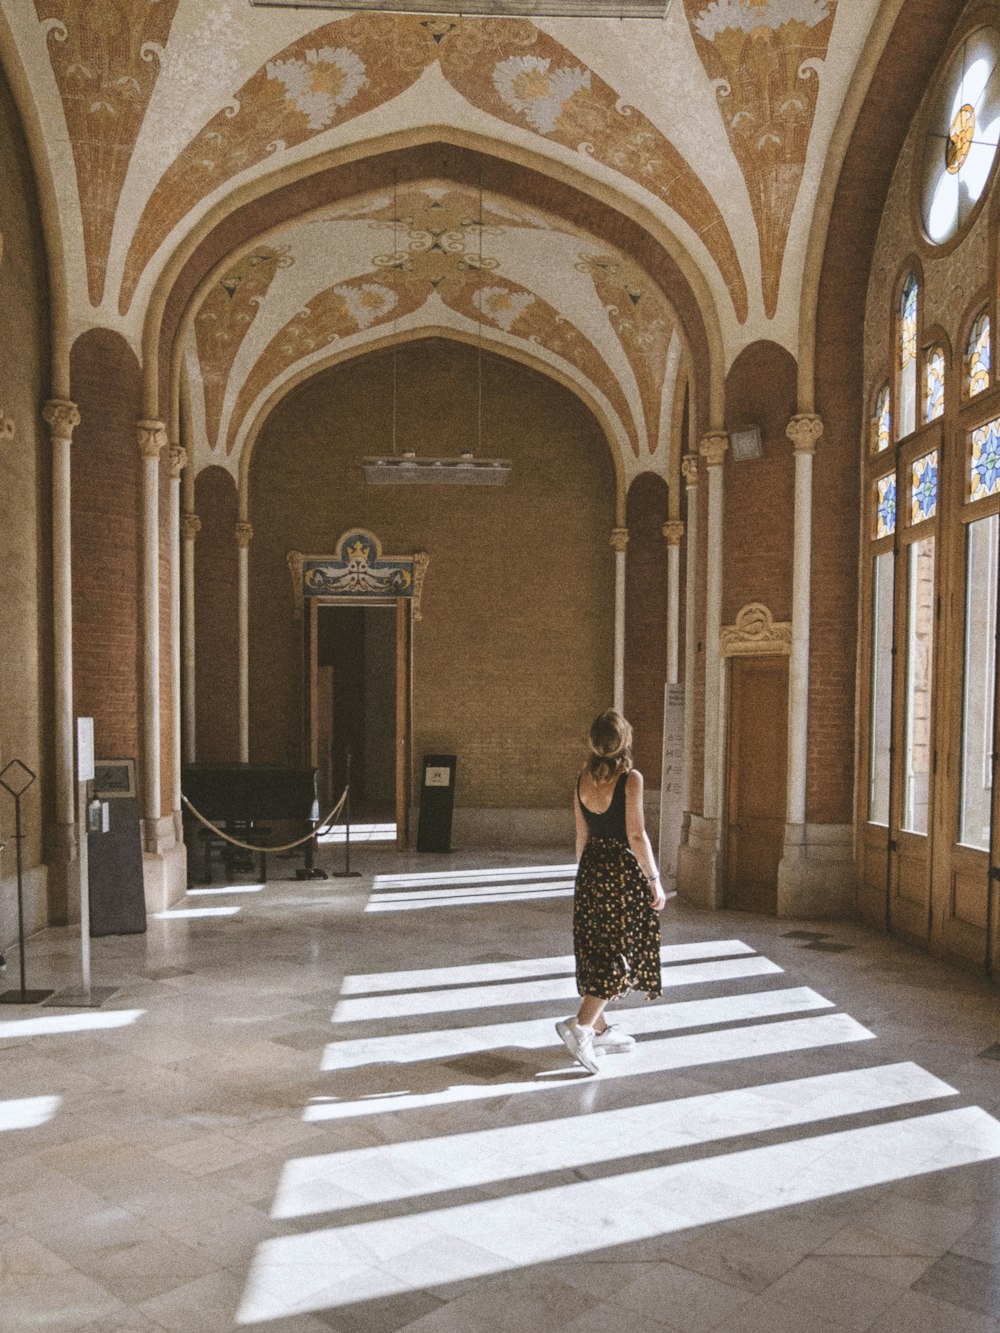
[574,785,589,862]
[625,770,666,910]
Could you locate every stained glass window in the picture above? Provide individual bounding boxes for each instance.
[911,451,938,523]
[899,275,918,437]
[873,384,891,453]
[971,416,1000,500]
[925,346,945,421]
[876,473,897,538]
[965,311,991,396]
[921,28,1000,245]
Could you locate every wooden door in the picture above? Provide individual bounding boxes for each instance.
[395,598,411,850]
[726,655,789,914]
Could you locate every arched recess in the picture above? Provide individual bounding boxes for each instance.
[0,17,68,395]
[722,340,797,627]
[146,134,724,439]
[807,0,970,829]
[245,337,617,817]
[193,467,240,763]
[233,324,629,525]
[70,330,143,779]
[624,472,670,786]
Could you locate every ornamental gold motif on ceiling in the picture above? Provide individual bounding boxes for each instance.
[194,245,294,455]
[218,184,646,458]
[33,0,181,307]
[683,0,836,318]
[33,8,748,323]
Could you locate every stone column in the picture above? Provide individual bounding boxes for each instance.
[236,520,253,763]
[775,413,852,916]
[785,414,821,827]
[43,399,81,884]
[658,518,686,886]
[181,511,201,764]
[168,446,186,839]
[680,455,699,814]
[663,520,685,687]
[137,420,167,848]
[611,527,629,713]
[700,432,728,820]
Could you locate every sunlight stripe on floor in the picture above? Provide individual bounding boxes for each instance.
[340,940,756,995]
[240,1105,1000,1324]
[278,1061,955,1218]
[323,985,834,1070]
[331,955,782,1022]
[306,1012,873,1121]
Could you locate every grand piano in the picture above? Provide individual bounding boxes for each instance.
[182,765,321,884]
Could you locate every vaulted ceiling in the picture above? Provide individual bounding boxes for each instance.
[0,0,892,480]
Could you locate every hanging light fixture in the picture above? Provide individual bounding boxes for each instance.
[253,0,672,19]
[364,173,511,487]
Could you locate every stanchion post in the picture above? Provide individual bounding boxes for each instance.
[0,760,53,1004]
[333,752,361,879]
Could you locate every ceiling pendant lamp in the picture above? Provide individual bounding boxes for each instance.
[363,175,512,488]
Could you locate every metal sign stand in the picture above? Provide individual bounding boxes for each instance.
[0,760,54,1004]
[332,752,361,879]
[48,720,119,1008]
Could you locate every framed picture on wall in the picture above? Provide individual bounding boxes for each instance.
[93,758,137,800]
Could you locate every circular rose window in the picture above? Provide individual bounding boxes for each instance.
[921,28,1000,245]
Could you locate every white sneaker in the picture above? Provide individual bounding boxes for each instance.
[556,1019,600,1074]
[593,1024,635,1054]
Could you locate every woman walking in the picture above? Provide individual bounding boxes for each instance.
[557,710,665,1074]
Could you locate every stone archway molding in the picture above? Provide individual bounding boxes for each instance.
[145,126,725,434]
[232,322,631,525]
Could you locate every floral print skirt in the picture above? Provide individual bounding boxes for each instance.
[573,837,662,1001]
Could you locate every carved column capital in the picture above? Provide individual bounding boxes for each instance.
[610,526,629,554]
[235,520,254,549]
[137,419,168,459]
[168,444,188,479]
[699,431,729,468]
[681,452,700,486]
[786,413,823,454]
[662,520,685,547]
[181,512,202,541]
[43,398,80,442]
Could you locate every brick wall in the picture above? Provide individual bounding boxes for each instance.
[70,330,142,770]
[810,0,967,825]
[247,339,616,807]
[158,445,173,811]
[0,67,49,897]
[194,466,239,762]
[624,472,668,783]
[722,341,797,625]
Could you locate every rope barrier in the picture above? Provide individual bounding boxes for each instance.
[181,785,349,853]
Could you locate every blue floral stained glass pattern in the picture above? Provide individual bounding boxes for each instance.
[971,417,1000,501]
[900,275,918,369]
[911,451,938,523]
[926,346,945,421]
[966,312,991,397]
[876,474,897,538]
[873,384,891,452]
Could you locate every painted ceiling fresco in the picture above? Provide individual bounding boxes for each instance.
[1,0,884,473]
[186,182,680,476]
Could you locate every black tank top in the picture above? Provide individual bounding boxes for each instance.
[578,770,628,842]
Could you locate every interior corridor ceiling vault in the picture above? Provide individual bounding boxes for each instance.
[0,0,894,486]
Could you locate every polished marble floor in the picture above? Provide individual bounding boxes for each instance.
[1,844,999,1333]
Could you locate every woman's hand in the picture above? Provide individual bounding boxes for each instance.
[648,875,666,912]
